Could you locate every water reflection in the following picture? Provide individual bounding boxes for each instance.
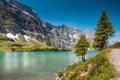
[22,52,30,68]
[68,52,80,65]
[4,52,18,71]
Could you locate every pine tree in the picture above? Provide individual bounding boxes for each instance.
[74,34,90,61]
[93,10,115,51]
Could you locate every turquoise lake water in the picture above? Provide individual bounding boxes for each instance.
[0,51,96,80]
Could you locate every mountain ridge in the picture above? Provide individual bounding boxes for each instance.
[0,0,93,48]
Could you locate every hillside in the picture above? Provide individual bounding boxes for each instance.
[110,42,120,48]
[0,34,71,52]
[0,34,45,51]
[0,0,93,49]
[57,49,116,80]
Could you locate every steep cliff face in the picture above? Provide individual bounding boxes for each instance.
[0,0,49,42]
[9,0,39,20]
[0,0,93,48]
[48,24,81,48]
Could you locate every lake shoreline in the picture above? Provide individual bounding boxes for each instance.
[0,46,71,52]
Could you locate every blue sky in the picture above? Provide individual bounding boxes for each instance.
[16,0,120,41]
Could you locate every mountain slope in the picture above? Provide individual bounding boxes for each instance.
[0,0,93,48]
[0,33,47,51]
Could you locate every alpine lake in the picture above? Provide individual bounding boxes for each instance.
[0,51,96,80]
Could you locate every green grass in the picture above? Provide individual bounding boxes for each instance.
[0,34,14,51]
[18,34,27,42]
[57,49,116,80]
[10,46,71,52]
[0,34,71,52]
[110,42,120,48]
[16,34,46,47]
[0,34,13,42]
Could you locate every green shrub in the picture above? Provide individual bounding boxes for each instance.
[57,70,64,77]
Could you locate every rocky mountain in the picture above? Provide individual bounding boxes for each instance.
[9,0,39,20]
[0,0,93,48]
[0,0,50,42]
[81,29,94,43]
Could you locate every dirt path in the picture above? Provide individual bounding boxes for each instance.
[109,49,120,72]
[108,49,120,80]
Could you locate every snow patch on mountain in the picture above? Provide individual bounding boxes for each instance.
[22,11,35,18]
[7,33,18,41]
[9,4,35,19]
[24,35,30,42]
[73,34,79,39]
[69,34,72,38]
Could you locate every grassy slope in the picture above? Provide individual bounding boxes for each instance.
[57,49,116,80]
[110,42,120,48]
[0,34,13,51]
[0,34,70,52]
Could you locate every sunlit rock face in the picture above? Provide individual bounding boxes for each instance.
[0,0,93,48]
[44,24,81,48]
[81,29,94,43]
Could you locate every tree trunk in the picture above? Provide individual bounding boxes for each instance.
[82,54,85,61]
[83,54,86,61]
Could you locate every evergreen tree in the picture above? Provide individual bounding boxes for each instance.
[93,10,115,50]
[75,34,90,61]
